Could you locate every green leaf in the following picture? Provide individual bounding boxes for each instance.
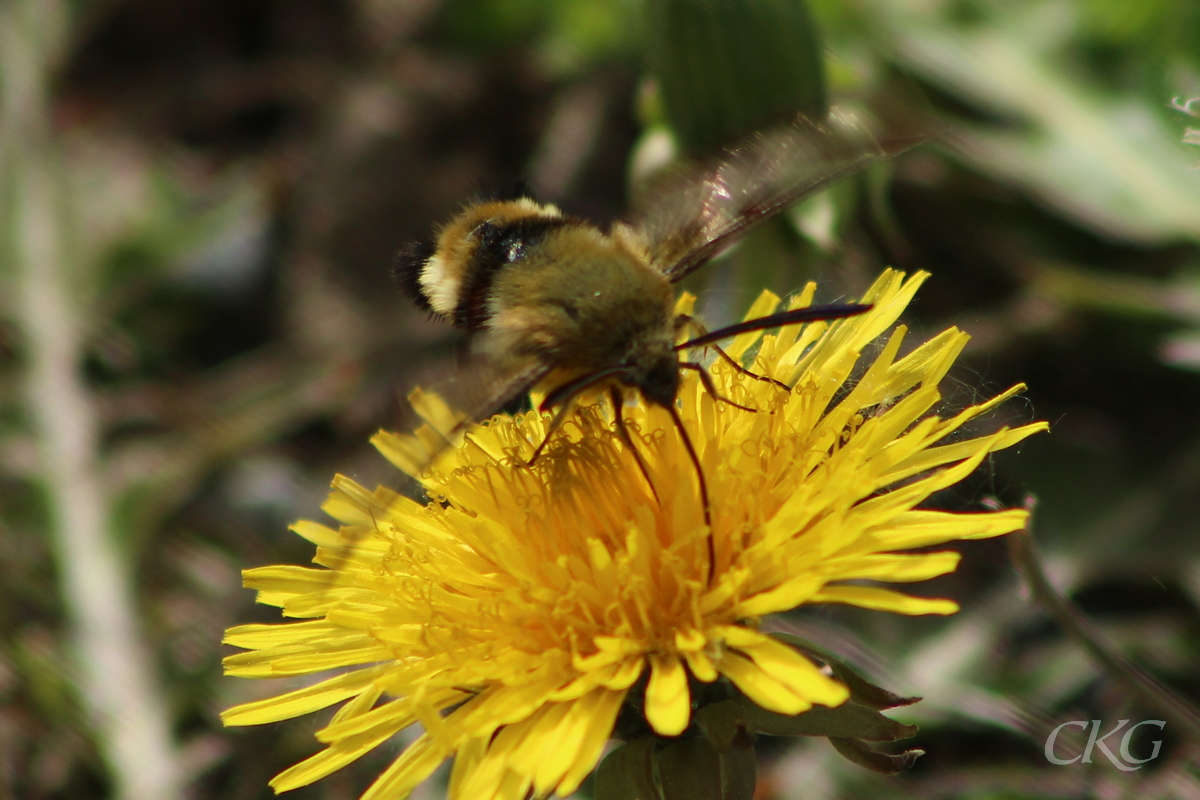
[644,0,828,152]
[879,3,1200,244]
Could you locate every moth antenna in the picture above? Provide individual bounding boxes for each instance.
[665,402,714,584]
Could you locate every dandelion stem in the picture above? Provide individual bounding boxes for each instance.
[1009,505,1200,743]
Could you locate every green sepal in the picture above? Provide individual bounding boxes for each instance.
[829,736,925,775]
[730,633,926,774]
[692,700,757,751]
[656,730,756,800]
[734,693,918,741]
[769,632,921,710]
[597,702,758,800]
[594,735,660,800]
[643,0,828,153]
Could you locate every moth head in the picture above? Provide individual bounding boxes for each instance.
[624,348,680,409]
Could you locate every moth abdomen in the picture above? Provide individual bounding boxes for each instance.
[396,197,572,331]
[394,239,438,314]
[453,214,575,331]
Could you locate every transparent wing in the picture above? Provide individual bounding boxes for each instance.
[311,340,552,589]
[634,107,931,284]
[386,344,554,477]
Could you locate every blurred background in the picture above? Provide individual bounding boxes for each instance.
[2,0,1199,798]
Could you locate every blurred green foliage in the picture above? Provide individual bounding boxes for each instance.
[644,0,827,151]
[1,0,1199,798]
[440,0,641,74]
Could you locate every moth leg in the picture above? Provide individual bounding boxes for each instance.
[680,362,757,413]
[528,366,633,464]
[527,399,576,465]
[674,313,789,391]
[710,342,790,391]
[608,386,661,507]
[664,402,715,582]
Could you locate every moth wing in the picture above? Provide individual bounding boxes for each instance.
[308,343,553,593]
[634,107,930,284]
[386,342,554,477]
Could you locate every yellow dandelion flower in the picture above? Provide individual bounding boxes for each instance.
[222,269,1046,800]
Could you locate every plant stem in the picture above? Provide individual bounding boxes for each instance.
[2,1,183,797]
